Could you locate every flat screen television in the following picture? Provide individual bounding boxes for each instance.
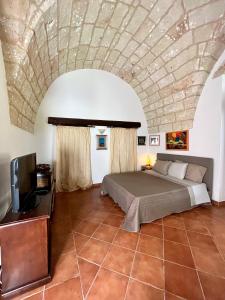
[10,153,37,212]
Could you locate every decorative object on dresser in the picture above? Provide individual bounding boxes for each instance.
[149,134,160,146]
[37,164,53,192]
[137,136,146,145]
[96,134,107,150]
[166,130,189,150]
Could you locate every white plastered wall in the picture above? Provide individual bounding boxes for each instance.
[34,69,148,184]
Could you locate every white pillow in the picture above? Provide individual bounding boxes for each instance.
[168,162,188,180]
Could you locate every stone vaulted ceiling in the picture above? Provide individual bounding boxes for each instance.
[0,0,225,133]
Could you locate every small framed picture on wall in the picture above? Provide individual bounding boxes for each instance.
[149,135,160,146]
[96,135,107,150]
[137,136,146,146]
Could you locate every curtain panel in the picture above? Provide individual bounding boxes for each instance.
[56,126,92,192]
[110,128,137,173]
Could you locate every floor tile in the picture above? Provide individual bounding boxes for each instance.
[25,293,44,300]
[131,252,164,289]
[163,215,185,229]
[125,279,164,300]
[73,232,90,253]
[78,258,99,296]
[93,224,118,243]
[85,210,109,223]
[165,261,203,299]
[90,210,109,220]
[191,246,225,277]
[183,218,209,234]
[164,240,195,268]
[47,251,78,288]
[109,205,125,216]
[78,238,110,264]
[164,227,188,245]
[51,233,75,257]
[73,220,99,236]
[152,218,162,225]
[198,271,225,300]
[187,231,217,251]
[180,209,199,220]
[11,291,44,300]
[103,245,134,276]
[71,218,82,231]
[137,234,163,258]
[140,223,163,238]
[51,218,72,236]
[113,229,139,250]
[103,214,124,227]
[45,278,82,300]
[214,234,225,252]
[165,292,186,299]
[205,220,225,236]
[8,286,44,300]
[87,268,128,300]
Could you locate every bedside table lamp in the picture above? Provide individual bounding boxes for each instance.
[146,155,151,167]
[146,154,157,167]
[141,154,156,171]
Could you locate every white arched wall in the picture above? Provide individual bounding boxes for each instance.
[149,50,225,202]
[34,69,148,183]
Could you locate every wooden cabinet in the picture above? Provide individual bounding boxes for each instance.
[0,187,55,298]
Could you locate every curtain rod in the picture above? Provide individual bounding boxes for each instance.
[48,117,141,129]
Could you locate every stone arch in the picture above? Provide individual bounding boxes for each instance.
[0,0,225,133]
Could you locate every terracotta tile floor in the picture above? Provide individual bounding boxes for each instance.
[10,187,225,300]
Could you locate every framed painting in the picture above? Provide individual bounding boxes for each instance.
[137,136,146,146]
[166,130,189,150]
[149,135,160,146]
[96,135,107,150]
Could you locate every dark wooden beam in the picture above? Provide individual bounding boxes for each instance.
[48,117,141,128]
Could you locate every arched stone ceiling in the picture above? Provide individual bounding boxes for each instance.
[214,58,225,77]
[0,0,225,133]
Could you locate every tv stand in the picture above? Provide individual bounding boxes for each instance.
[0,184,55,298]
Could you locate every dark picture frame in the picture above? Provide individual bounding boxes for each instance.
[96,135,107,150]
[137,136,146,146]
[149,135,160,146]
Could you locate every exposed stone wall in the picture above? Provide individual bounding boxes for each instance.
[0,0,225,133]
[214,59,225,77]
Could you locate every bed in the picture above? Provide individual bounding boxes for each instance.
[101,153,213,232]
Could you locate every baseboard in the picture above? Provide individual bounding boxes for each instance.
[211,200,225,207]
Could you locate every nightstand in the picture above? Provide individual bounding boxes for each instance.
[141,165,152,171]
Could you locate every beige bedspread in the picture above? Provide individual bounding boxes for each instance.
[101,172,191,232]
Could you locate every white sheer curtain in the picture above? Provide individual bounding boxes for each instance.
[56,126,92,192]
[110,128,137,173]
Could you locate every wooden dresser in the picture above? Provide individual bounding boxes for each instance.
[0,185,55,298]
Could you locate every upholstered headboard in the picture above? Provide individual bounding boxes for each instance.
[157,153,214,198]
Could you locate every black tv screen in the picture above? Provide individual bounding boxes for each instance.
[11,153,37,212]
